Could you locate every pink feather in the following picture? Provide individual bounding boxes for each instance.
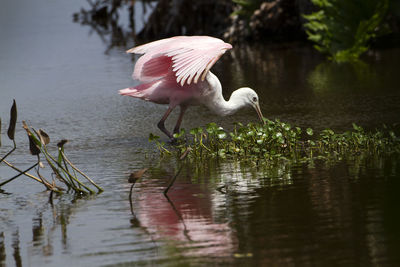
[127,36,232,86]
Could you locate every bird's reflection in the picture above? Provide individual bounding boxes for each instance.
[125,157,302,257]
[128,164,238,257]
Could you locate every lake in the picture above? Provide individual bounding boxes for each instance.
[1,0,400,266]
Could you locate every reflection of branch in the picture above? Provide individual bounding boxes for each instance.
[73,0,233,52]
[137,0,232,40]
[30,195,81,257]
[129,183,136,215]
[164,147,191,195]
[163,193,192,242]
[73,0,144,53]
[216,184,227,194]
[128,183,159,254]
[0,232,5,263]
[12,231,22,267]
[163,166,183,195]
[160,147,192,240]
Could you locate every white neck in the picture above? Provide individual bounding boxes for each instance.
[207,92,247,116]
[203,72,247,116]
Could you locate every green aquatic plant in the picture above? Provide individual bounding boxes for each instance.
[0,101,103,194]
[149,119,400,164]
[303,0,390,62]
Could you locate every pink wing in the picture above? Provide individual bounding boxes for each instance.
[127,36,232,86]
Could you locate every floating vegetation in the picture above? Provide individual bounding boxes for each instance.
[0,100,103,194]
[149,118,400,165]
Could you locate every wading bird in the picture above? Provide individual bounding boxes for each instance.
[119,36,263,140]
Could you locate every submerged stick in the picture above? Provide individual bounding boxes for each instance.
[43,149,95,194]
[60,151,103,192]
[128,168,148,214]
[59,150,79,188]
[0,162,38,187]
[1,159,63,191]
[0,140,16,164]
[35,155,58,191]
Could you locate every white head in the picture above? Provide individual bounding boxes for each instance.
[231,87,264,122]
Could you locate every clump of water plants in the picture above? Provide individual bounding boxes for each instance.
[0,100,103,194]
[149,118,400,164]
[303,0,390,62]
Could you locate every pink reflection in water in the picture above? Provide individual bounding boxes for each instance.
[134,181,237,257]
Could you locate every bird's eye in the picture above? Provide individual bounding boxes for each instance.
[252,97,257,102]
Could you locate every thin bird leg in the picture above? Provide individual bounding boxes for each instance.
[173,105,188,135]
[157,107,175,140]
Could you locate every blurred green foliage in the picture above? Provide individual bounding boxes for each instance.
[232,0,263,17]
[303,0,390,62]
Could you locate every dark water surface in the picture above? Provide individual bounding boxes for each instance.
[1,1,400,266]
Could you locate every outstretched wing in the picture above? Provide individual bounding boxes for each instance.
[127,36,232,86]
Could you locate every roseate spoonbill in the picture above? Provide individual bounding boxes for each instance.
[119,36,263,140]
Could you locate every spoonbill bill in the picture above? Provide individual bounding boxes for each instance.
[119,36,263,140]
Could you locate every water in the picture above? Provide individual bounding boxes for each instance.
[1,0,400,266]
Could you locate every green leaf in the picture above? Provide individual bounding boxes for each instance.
[173,128,185,139]
[148,133,159,142]
[217,132,227,139]
[190,127,203,135]
[38,129,50,145]
[27,134,40,155]
[218,149,226,158]
[22,121,42,148]
[247,131,255,136]
[7,99,17,141]
[306,128,314,136]
[352,123,364,132]
[206,122,218,134]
